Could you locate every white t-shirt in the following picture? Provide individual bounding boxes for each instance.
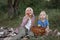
[25,18,32,30]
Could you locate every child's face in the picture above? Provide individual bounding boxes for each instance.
[26,8,33,18]
[26,9,32,16]
[40,12,46,19]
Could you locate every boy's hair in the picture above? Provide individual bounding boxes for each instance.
[38,11,48,20]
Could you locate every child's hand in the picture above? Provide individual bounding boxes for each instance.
[38,24,41,27]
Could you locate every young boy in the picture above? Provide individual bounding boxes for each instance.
[37,11,49,35]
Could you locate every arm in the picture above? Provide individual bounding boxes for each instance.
[47,20,49,28]
[37,20,41,27]
[21,16,29,27]
[46,20,49,30]
[18,16,28,33]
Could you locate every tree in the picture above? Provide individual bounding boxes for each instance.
[8,0,19,19]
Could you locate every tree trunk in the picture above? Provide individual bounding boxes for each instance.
[8,0,14,19]
[8,0,19,19]
[13,0,19,17]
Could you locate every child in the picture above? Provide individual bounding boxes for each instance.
[37,11,49,35]
[11,7,35,40]
[21,7,35,36]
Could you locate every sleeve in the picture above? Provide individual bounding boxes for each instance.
[46,20,49,26]
[37,20,41,26]
[21,16,28,27]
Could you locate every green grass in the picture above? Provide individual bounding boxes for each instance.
[29,35,60,40]
[0,17,22,28]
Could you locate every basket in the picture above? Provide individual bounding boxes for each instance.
[30,26,46,36]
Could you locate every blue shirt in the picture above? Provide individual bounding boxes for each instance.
[37,19,49,28]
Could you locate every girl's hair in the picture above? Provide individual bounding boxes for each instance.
[25,7,34,15]
[38,11,48,20]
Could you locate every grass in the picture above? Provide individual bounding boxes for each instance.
[0,16,22,28]
[29,35,60,40]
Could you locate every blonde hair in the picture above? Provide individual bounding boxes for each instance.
[25,7,34,15]
[38,11,48,20]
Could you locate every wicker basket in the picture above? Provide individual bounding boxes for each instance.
[30,26,46,36]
